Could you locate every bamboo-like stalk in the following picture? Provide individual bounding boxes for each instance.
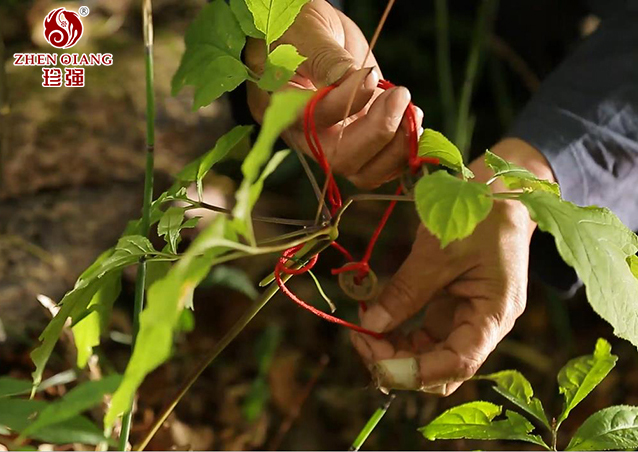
[119,1,155,449]
[349,394,396,451]
[434,0,455,137]
[454,0,499,156]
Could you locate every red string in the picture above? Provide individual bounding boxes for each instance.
[274,78,440,338]
[274,245,384,339]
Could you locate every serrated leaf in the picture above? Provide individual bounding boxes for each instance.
[172,0,248,108]
[106,217,232,427]
[31,240,153,388]
[520,191,638,352]
[204,265,259,300]
[414,171,493,248]
[196,125,253,198]
[158,207,185,254]
[0,377,33,399]
[20,375,121,439]
[232,90,311,241]
[418,129,474,179]
[245,0,310,45]
[556,338,618,424]
[485,150,560,195]
[419,401,547,447]
[258,45,306,92]
[478,370,550,429]
[567,405,638,451]
[230,0,264,38]
[72,271,122,368]
[0,399,107,445]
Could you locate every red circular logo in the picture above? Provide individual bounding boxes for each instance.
[43,7,84,49]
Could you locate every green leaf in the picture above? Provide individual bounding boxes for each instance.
[419,401,547,448]
[418,129,474,179]
[172,0,248,108]
[158,207,185,254]
[0,399,107,445]
[204,265,259,300]
[477,370,550,429]
[485,151,560,195]
[567,405,638,451]
[556,338,618,424]
[106,217,231,427]
[257,45,306,92]
[520,191,638,351]
[245,0,310,45]
[196,125,254,198]
[414,171,493,248]
[232,91,311,241]
[72,271,122,368]
[628,255,638,279]
[230,0,264,38]
[0,377,33,399]
[20,375,121,439]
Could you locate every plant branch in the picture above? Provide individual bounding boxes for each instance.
[434,0,455,136]
[119,2,155,449]
[294,146,331,221]
[134,238,334,451]
[350,393,396,451]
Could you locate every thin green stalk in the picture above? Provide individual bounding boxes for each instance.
[119,1,155,450]
[350,394,396,451]
[434,0,455,136]
[133,237,333,450]
[454,0,499,156]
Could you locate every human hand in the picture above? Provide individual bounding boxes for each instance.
[351,139,556,395]
[245,0,422,189]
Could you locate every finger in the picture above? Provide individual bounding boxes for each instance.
[313,67,379,128]
[330,87,411,177]
[336,9,381,72]
[351,331,396,364]
[349,107,423,189]
[360,234,459,334]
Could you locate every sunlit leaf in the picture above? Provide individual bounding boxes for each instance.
[257,45,306,92]
[414,171,493,248]
[556,338,618,424]
[419,401,547,448]
[245,0,310,45]
[567,405,638,451]
[172,0,248,108]
[158,207,185,254]
[232,91,311,241]
[520,191,638,353]
[418,129,473,179]
[478,370,549,429]
[485,151,560,195]
[230,0,264,38]
[72,271,122,368]
[106,217,231,427]
[628,255,638,279]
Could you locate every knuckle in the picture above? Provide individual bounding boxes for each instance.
[456,354,482,381]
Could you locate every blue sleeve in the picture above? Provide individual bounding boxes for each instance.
[508,3,638,231]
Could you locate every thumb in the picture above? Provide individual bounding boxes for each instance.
[361,240,456,334]
[294,33,357,86]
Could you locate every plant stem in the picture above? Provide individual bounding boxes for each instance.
[119,1,155,449]
[551,418,558,451]
[454,0,499,156]
[133,236,330,451]
[434,0,455,136]
[349,394,396,451]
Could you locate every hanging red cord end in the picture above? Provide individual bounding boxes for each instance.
[275,245,384,340]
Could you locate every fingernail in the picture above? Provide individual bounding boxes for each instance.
[422,384,447,395]
[373,358,421,391]
[364,67,380,90]
[361,305,393,333]
[386,87,411,120]
[418,127,424,137]
[326,60,353,85]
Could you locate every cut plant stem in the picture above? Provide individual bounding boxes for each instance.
[350,393,396,451]
[119,1,155,450]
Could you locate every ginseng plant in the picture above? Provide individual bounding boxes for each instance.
[1,0,638,450]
